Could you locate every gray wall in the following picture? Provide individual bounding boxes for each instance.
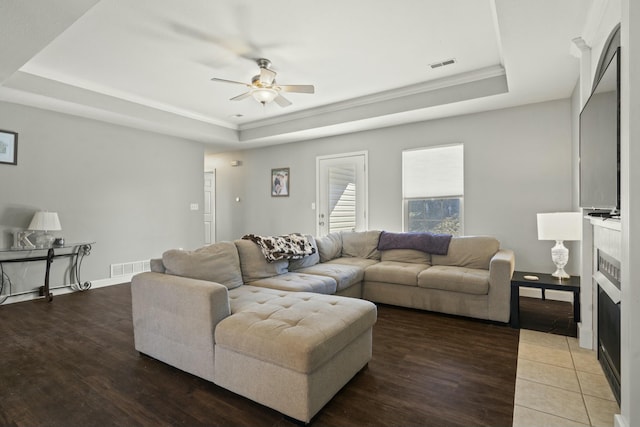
[207,98,577,274]
[0,101,205,294]
[0,95,577,296]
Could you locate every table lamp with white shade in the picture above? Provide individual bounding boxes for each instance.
[536,212,582,279]
[28,211,62,248]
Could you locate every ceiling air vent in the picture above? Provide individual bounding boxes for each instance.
[429,58,457,69]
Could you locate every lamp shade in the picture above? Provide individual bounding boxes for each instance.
[28,211,62,231]
[251,88,278,104]
[537,212,581,241]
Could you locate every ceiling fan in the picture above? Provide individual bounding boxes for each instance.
[211,58,315,107]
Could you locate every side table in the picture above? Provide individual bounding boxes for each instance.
[510,271,580,329]
[0,243,94,303]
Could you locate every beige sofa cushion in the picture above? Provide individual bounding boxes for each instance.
[364,261,429,287]
[315,232,343,262]
[417,265,490,295]
[288,235,320,270]
[249,272,337,294]
[296,262,365,292]
[431,236,499,270]
[380,249,431,265]
[327,257,379,269]
[150,258,165,273]
[234,239,289,283]
[220,286,377,373]
[162,242,243,290]
[341,230,381,260]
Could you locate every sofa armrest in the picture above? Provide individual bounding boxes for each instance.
[131,272,231,382]
[487,249,515,323]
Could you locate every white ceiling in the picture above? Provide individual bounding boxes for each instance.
[0,0,593,152]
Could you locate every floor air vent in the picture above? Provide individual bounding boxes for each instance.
[110,260,151,278]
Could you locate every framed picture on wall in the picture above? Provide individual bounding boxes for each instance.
[0,130,18,166]
[271,167,290,197]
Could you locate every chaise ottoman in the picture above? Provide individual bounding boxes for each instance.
[214,285,377,423]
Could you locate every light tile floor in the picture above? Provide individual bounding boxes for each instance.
[513,330,620,427]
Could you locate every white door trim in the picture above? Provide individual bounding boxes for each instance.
[204,170,216,244]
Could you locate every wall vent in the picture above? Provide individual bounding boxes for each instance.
[429,58,457,69]
[110,260,151,278]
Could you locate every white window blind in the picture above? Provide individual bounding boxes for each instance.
[402,144,464,198]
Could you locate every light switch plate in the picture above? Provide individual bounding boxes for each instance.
[190,203,199,211]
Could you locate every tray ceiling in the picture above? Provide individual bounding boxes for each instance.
[0,0,593,150]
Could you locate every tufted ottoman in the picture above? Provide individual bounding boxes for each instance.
[214,285,377,423]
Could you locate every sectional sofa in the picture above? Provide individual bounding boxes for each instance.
[131,230,514,422]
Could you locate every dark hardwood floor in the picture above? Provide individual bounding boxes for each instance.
[0,284,577,427]
[519,296,578,337]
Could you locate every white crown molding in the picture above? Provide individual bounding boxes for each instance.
[240,65,506,131]
[1,65,507,147]
[16,68,236,129]
[237,69,508,143]
[570,36,592,58]
[0,76,239,145]
[570,36,593,108]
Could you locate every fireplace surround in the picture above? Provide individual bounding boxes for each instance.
[596,250,621,404]
[591,219,622,405]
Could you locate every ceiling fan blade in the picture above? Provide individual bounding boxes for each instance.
[211,77,251,87]
[278,84,315,94]
[167,19,261,63]
[274,94,292,107]
[230,92,252,101]
[260,68,277,85]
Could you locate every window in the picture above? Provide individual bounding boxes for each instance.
[402,144,463,235]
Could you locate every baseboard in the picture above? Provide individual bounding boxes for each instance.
[6,276,573,304]
[1,275,133,305]
[614,414,628,427]
[578,323,594,350]
[91,275,135,288]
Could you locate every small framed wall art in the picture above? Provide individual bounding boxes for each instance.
[271,167,289,197]
[0,130,18,166]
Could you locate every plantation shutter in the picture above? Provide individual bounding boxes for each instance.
[328,164,357,232]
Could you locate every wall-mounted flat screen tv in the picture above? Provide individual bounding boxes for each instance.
[579,48,620,213]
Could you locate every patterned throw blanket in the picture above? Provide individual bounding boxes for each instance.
[242,233,316,262]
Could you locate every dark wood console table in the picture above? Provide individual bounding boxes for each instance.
[510,270,580,328]
[0,243,93,303]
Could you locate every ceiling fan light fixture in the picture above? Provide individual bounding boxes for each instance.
[211,58,314,108]
[251,88,278,104]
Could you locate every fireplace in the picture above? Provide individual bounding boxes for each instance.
[595,250,621,404]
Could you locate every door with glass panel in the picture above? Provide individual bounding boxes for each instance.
[316,152,367,236]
